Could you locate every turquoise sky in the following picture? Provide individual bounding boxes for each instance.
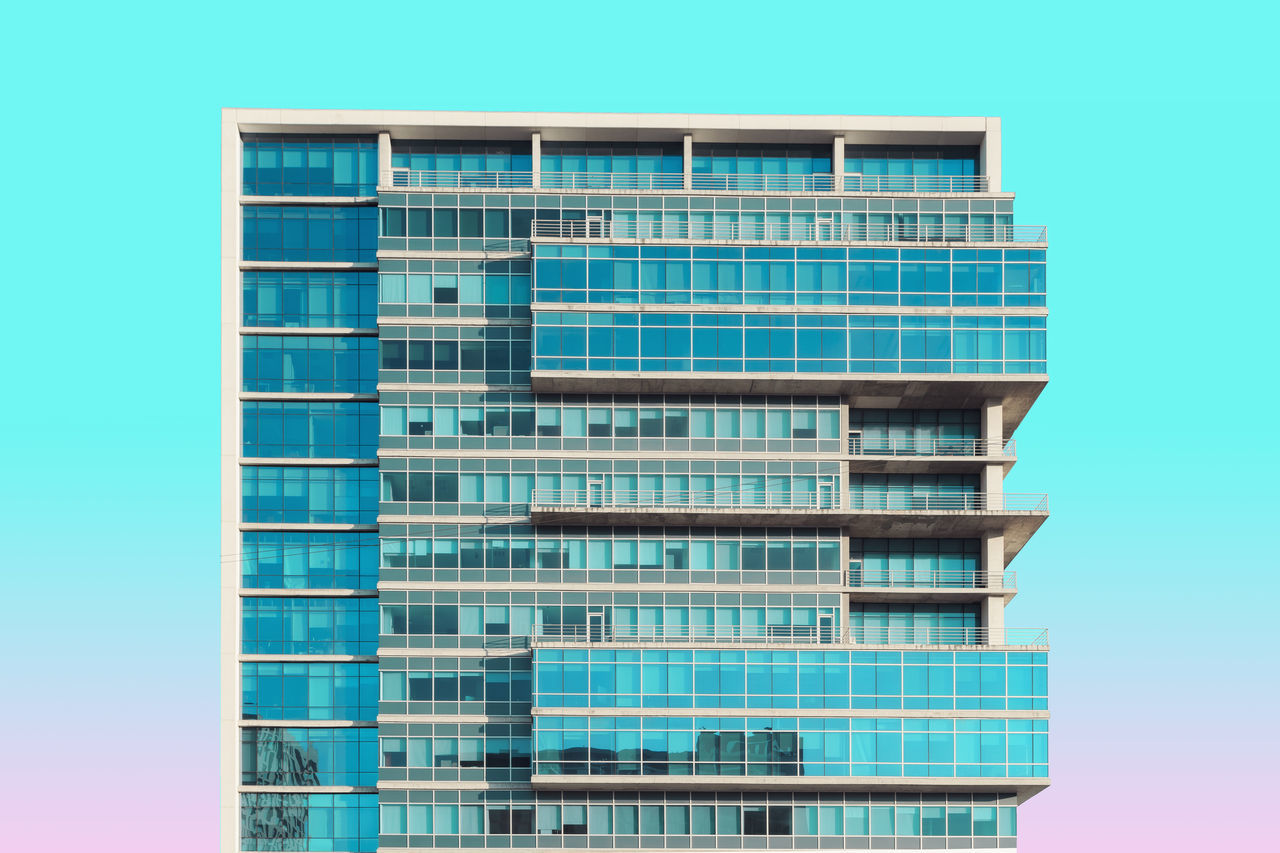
[1,2,1277,850]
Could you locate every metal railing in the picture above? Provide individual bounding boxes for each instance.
[847,492,1048,512]
[381,169,991,194]
[384,169,535,189]
[849,437,1015,457]
[848,626,1046,646]
[530,219,1047,244]
[843,174,989,193]
[530,489,839,511]
[690,174,836,192]
[530,489,1048,513]
[542,172,684,190]
[533,624,1048,647]
[846,561,1016,590]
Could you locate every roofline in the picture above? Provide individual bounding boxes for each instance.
[221,108,999,146]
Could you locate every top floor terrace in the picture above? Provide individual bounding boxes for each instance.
[226,109,1010,197]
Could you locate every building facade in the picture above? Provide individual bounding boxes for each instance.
[221,110,1049,853]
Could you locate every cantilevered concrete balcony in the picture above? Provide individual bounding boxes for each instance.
[531,219,1046,245]
[849,436,1017,473]
[530,374,1047,436]
[528,489,1047,560]
[846,564,1018,603]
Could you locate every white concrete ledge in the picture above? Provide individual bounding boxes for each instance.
[241,195,378,205]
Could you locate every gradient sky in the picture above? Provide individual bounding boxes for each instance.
[1,2,1277,850]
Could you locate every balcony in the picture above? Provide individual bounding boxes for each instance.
[691,174,836,192]
[382,169,991,194]
[382,170,684,191]
[531,623,1048,648]
[543,172,683,190]
[847,563,1017,603]
[528,489,1048,559]
[384,169,535,189]
[849,436,1017,473]
[531,375,1048,434]
[843,174,990,193]
[530,219,1047,245]
[529,488,839,527]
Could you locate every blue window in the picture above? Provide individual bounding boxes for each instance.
[392,141,532,173]
[532,246,1045,308]
[243,136,378,196]
[241,662,378,720]
[532,716,1047,779]
[243,271,377,328]
[845,146,980,191]
[532,312,1046,375]
[241,335,378,393]
[241,727,378,786]
[242,205,377,262]
[241,466,378,525]
[241,532,378,589]
[241,792,377,851]
[242,597,379,655]
[243,401,378,459]
[532,649,1047,712]
[693,144,831,176]
[536,142,683,189]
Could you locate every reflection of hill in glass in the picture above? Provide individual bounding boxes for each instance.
[240,728,320,847]
[243,727,322,785]
[240,792,309,848]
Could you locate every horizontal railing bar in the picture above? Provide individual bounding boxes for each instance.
[842,174,990,192]
[845,563,1017,590]
[532,624,1047,647]
[383,170,535,189]
[528,220,1046,244]
[529,490,1048,513]
[849,437,1016,457]
[542,172,684,189]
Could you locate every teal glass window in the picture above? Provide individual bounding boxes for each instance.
[242,335,378,393]
[240,662,377,720]
[392,141,532,173]
[241,792,377,851]
[241,532,378,589]
[241,466,378,525]
[242,597,378,655]
[243,401,378,458]
[242,205,377,262]
[241,727,377,786]
[243,271,377,328]
[243,135,378,196]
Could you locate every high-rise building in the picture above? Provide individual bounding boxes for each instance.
[222,110,1049,853]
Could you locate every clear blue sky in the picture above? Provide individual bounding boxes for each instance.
[1,2,1277,850]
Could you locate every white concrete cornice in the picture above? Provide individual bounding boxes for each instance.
[224,108,998,147]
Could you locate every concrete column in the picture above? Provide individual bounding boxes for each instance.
[378,131,392,188]
[981,398,1003,448]
[981,595,1005,646]
[982,533,1005,590]
[838,532,851,635]
[982,117,1001,192]
[980,399,1004,508]
[531,131,542,189]
[683,134,693,191]
[832,136,845,190]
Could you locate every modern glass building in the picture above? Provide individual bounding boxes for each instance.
[222,110,1049,853]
